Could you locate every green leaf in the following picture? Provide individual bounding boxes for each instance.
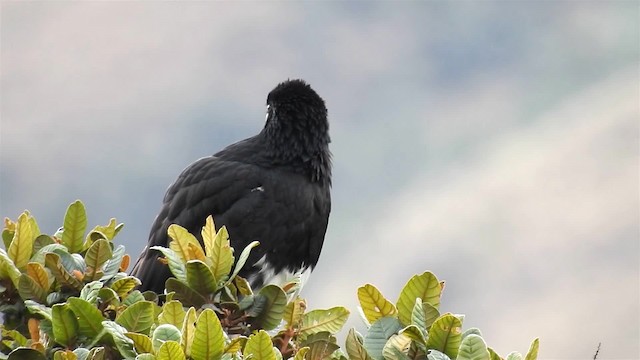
[100,244,125,281]
[24,299,52,320]
[283,297,307,328]
[227,241,260,283]
[73,348,89,360]
[243,330,275,360]
[524,338,539,360]
[165,278,207,309]
[253,284,288,331]
[7,347,47,360]
[67,297,104,338]
[168,224,204,262]
[181,307,197,357]
[97,287,119,307]
[363,317,402,360]
[300,306,350,340]
[457,334,490,360]
[103,321,137,359]
[157,340,186,360]
[125,332,154,355]
[186,260,218,294]
[426,314,462,360]
[18,273,46,302]
[111,276,141,298]
[8,212,35,270]
[116,301,155,333]
[62,200,87,253]
[306,339,340,360]
[52,304,78,347]
[0,248,21,288]
[191,308,224,360]
[411,300,439,331]
[152,324,182,352]
[86,347,106,360]
[2,227,14,252]
[396,272,441,326]
[45,253,83,291]
[122,290,145,307]
[52,249,86,274]
[208,225,233,284]
[84,239,112,281]
[201,216,216,258]
[345,329,372,360]
[358,284,397,324]
[158,300,187,328]
[150,246,187,283]
[135,354,156,360]
[33,234,55,254]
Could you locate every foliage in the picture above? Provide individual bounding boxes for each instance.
[0,201,539,360]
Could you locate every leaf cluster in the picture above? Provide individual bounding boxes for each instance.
[0,201,539,360]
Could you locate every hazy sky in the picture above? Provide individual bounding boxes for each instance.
[1,2,638,359]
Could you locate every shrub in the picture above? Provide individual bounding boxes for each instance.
[0,200,539,360]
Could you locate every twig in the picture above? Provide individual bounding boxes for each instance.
[593,342,601,360]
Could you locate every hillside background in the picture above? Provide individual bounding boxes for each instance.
[1,2,638,359]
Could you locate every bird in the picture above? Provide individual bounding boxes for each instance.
[131,79,332,294]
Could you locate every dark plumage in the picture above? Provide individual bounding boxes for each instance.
[131,79,332,294]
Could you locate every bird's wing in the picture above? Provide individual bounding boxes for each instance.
[131,155,330,292]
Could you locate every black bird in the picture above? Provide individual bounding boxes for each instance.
[131,79,331,294]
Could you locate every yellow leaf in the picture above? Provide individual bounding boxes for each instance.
[357,284,397,324]
[26,262,49,291]
[201,215,216,258]
[168,224,204,262]
[8,212,35,269]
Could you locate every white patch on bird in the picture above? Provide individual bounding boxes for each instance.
[251,186,264,192]
[249,255,311,299]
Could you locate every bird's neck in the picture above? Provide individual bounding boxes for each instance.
[261,125,332,185]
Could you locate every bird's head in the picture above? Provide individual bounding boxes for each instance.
[263,80,331,176]
[264,79,329,141]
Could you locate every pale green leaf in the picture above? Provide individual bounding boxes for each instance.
[382,334,412,360]
[103,321,137,359]
[152,324,182,352]
[457,334,490,360]
[505,352,522,360]
[363,317,402,360]
[283,297,307,328]
[45,253,83,291]
[100,244,125,281]
[0,248,21,288]
[79,281,103,304]
[411,300,439,331]
[228,241,260,283]
[150,246,187,283]
[24,300,52,320]
[165,278,207,309]
[201,216,217,259]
